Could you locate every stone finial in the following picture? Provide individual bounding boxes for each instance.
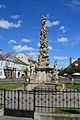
[42,16,46,26]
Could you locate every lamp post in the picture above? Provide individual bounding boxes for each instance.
[69,57,72,81]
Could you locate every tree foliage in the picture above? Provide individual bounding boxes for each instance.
[59,65,77,76]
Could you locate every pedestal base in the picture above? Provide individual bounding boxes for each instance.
[36,67,51,83]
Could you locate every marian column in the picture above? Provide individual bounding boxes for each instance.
[36,16,50,83]
[38,16,49,67]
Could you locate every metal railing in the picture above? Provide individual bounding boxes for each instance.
[0,87,80,113]
[0,88,5,109]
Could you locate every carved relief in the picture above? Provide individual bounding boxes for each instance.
[38,16,49,67]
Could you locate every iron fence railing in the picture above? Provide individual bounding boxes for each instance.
[0,87,80,113]
[0,88,5,109]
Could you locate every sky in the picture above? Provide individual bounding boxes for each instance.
[0,0,80,68]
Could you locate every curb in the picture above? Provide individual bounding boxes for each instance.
[34,113,80,120]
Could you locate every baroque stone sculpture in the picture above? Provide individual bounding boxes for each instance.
[38,16,49,68]
[36,16,50,83]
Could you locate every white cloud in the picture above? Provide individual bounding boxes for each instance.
[48,45,53,50]
[0,19,22,29]
[53,56,68,60]
[0,4,6,9]
[21,38,31,43]
[57,37,68,43]
[60,26,66,33]
[8,40,16,44]
[64,0,80,11]
[11,15,20,19]
[71,39,80,46]
[73,0,80,5]
[37,43,40,47]
[13,45,34,52]
[72,59,77,63]
[28,51,38,60]
[46,20,60,27]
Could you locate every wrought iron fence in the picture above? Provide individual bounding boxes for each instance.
[34,86,80,113]
[0,87,80,114]
[0,88,4,109]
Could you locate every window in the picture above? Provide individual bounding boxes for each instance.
[0,71,2,76]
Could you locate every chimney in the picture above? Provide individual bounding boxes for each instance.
[0,49,2,55]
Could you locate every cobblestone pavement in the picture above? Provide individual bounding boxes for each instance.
[0,116,33,120]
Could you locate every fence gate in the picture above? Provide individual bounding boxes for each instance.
[4,90,34,119]
[2,86,80,118]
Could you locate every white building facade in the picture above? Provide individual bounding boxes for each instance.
[0,53,27,79]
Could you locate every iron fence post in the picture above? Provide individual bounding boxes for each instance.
[4,88,6,111]
[33,88,35,112]
[18,90,20,110]
[0,88,3,109]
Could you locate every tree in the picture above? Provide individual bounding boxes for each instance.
[59,65,77,76]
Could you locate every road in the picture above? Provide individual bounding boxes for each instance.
[0,76,80,84]
[0,78,25,84]
[0,116,33,120]
[57,76,80,84]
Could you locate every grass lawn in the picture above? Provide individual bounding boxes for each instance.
[65,83,80,89]
[0,83,24,90]
[54,108,80,114]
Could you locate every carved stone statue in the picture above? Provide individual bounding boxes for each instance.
[38,16,49,67]
[53,60,59,81]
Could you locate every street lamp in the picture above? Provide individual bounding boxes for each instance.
[75,63,78,67]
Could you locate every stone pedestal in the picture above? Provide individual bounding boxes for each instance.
[36,68,51,83]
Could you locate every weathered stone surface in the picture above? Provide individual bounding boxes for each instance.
[36,16,51,83]
[53,60,58,80]
[38,16,49,67]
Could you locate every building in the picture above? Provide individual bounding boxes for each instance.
[0,50,27,79]
[4,53,28,78]
[0,53,6,78]
[16,53,37,77]
[16,53,37,65]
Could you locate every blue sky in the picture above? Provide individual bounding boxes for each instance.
[0,0,80,68]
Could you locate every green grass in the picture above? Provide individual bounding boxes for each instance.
[54,108,80,114]
[0,83,24,90]
[65,83,80,89]
[0,103,4,109]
